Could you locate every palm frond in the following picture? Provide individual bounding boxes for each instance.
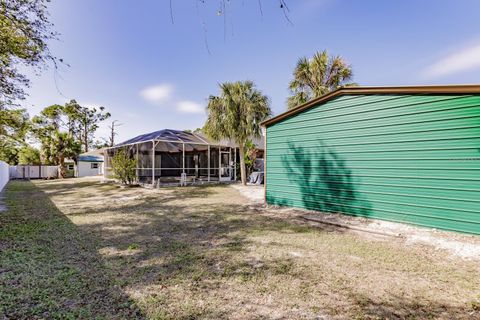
[287,50,355,109]
[204,80,271,144]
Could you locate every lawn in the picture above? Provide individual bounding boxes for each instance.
[1,179,479,319]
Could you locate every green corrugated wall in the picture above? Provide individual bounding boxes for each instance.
[265,94,480,234]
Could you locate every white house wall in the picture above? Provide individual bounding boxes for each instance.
[77,161,103,177]
[0,161,9,191]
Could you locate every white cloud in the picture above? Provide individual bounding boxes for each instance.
[140,84,173,104]
[176,100,204,114]
[140,83,203,114]
[423,43,480,78]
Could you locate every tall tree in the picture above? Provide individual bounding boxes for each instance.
[287,50,355,110]
[0,108,29,139]
[31,104,64,164]
[1,0,59,164]
[46,131,81,178]
[32,120,81,177]
[0,0,58,107]
[0,108,30,164]
[204,81,271,185]
[0,139,21,164]
[108,120,122,147]
[32,104,63,131]
[32,102,111,176]
[63,100,111,152]
[17,145,41,165]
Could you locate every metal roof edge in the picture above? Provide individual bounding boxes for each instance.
[261,84,480,127]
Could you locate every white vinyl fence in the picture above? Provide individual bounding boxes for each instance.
[9,165,58,179]
[0,161,9,191]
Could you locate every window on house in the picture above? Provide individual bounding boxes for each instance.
[91,163,99,169]
[67,164,74,171]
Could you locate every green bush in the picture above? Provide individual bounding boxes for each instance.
[111,149,137,185]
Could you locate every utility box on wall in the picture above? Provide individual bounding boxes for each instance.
[263,86,480,234]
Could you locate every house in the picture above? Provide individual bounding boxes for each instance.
[64,149,105,178]
[262,85,480,235]
[64,159,76,178]
[105,129,240,186]
[77,154,104,177]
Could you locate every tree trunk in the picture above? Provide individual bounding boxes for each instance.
[59,155,66,178]
[239,144,247,185]
[84,126,88,152]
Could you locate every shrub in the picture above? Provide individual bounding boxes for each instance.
[111,149,137,185]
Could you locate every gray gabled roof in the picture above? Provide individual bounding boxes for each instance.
[116,129,209,146]
[115,128,265,150]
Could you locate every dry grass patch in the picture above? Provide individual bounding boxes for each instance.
[1,178,479,319]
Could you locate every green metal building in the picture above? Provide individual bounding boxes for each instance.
[262,85,480,234]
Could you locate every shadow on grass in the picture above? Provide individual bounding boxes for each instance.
[78,187,477,319]
[0,181,144,319]
[37,178,220,203]
[52,183,324,318]
[3,180,314,318]
[347,291,475,319]
[3,180,477,319]
[78,192,315,281]
[34,179,106,192]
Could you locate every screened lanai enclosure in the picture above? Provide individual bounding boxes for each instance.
[105,129,238,186]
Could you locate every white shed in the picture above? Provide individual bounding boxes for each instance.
[77,154,104,177]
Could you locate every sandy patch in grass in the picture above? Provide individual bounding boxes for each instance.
[229,177,480,261]
[230,183,264,204]
[266,206,480,261]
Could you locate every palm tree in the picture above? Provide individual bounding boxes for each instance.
[44,131,81,178]
[204,81,271,185]
[287,50,356,110]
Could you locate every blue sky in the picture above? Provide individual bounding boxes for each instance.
[22,0,480,143]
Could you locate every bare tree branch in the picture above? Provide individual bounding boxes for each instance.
[202,22,212,55]
[169,0,174,24]
[279,0,293,26]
